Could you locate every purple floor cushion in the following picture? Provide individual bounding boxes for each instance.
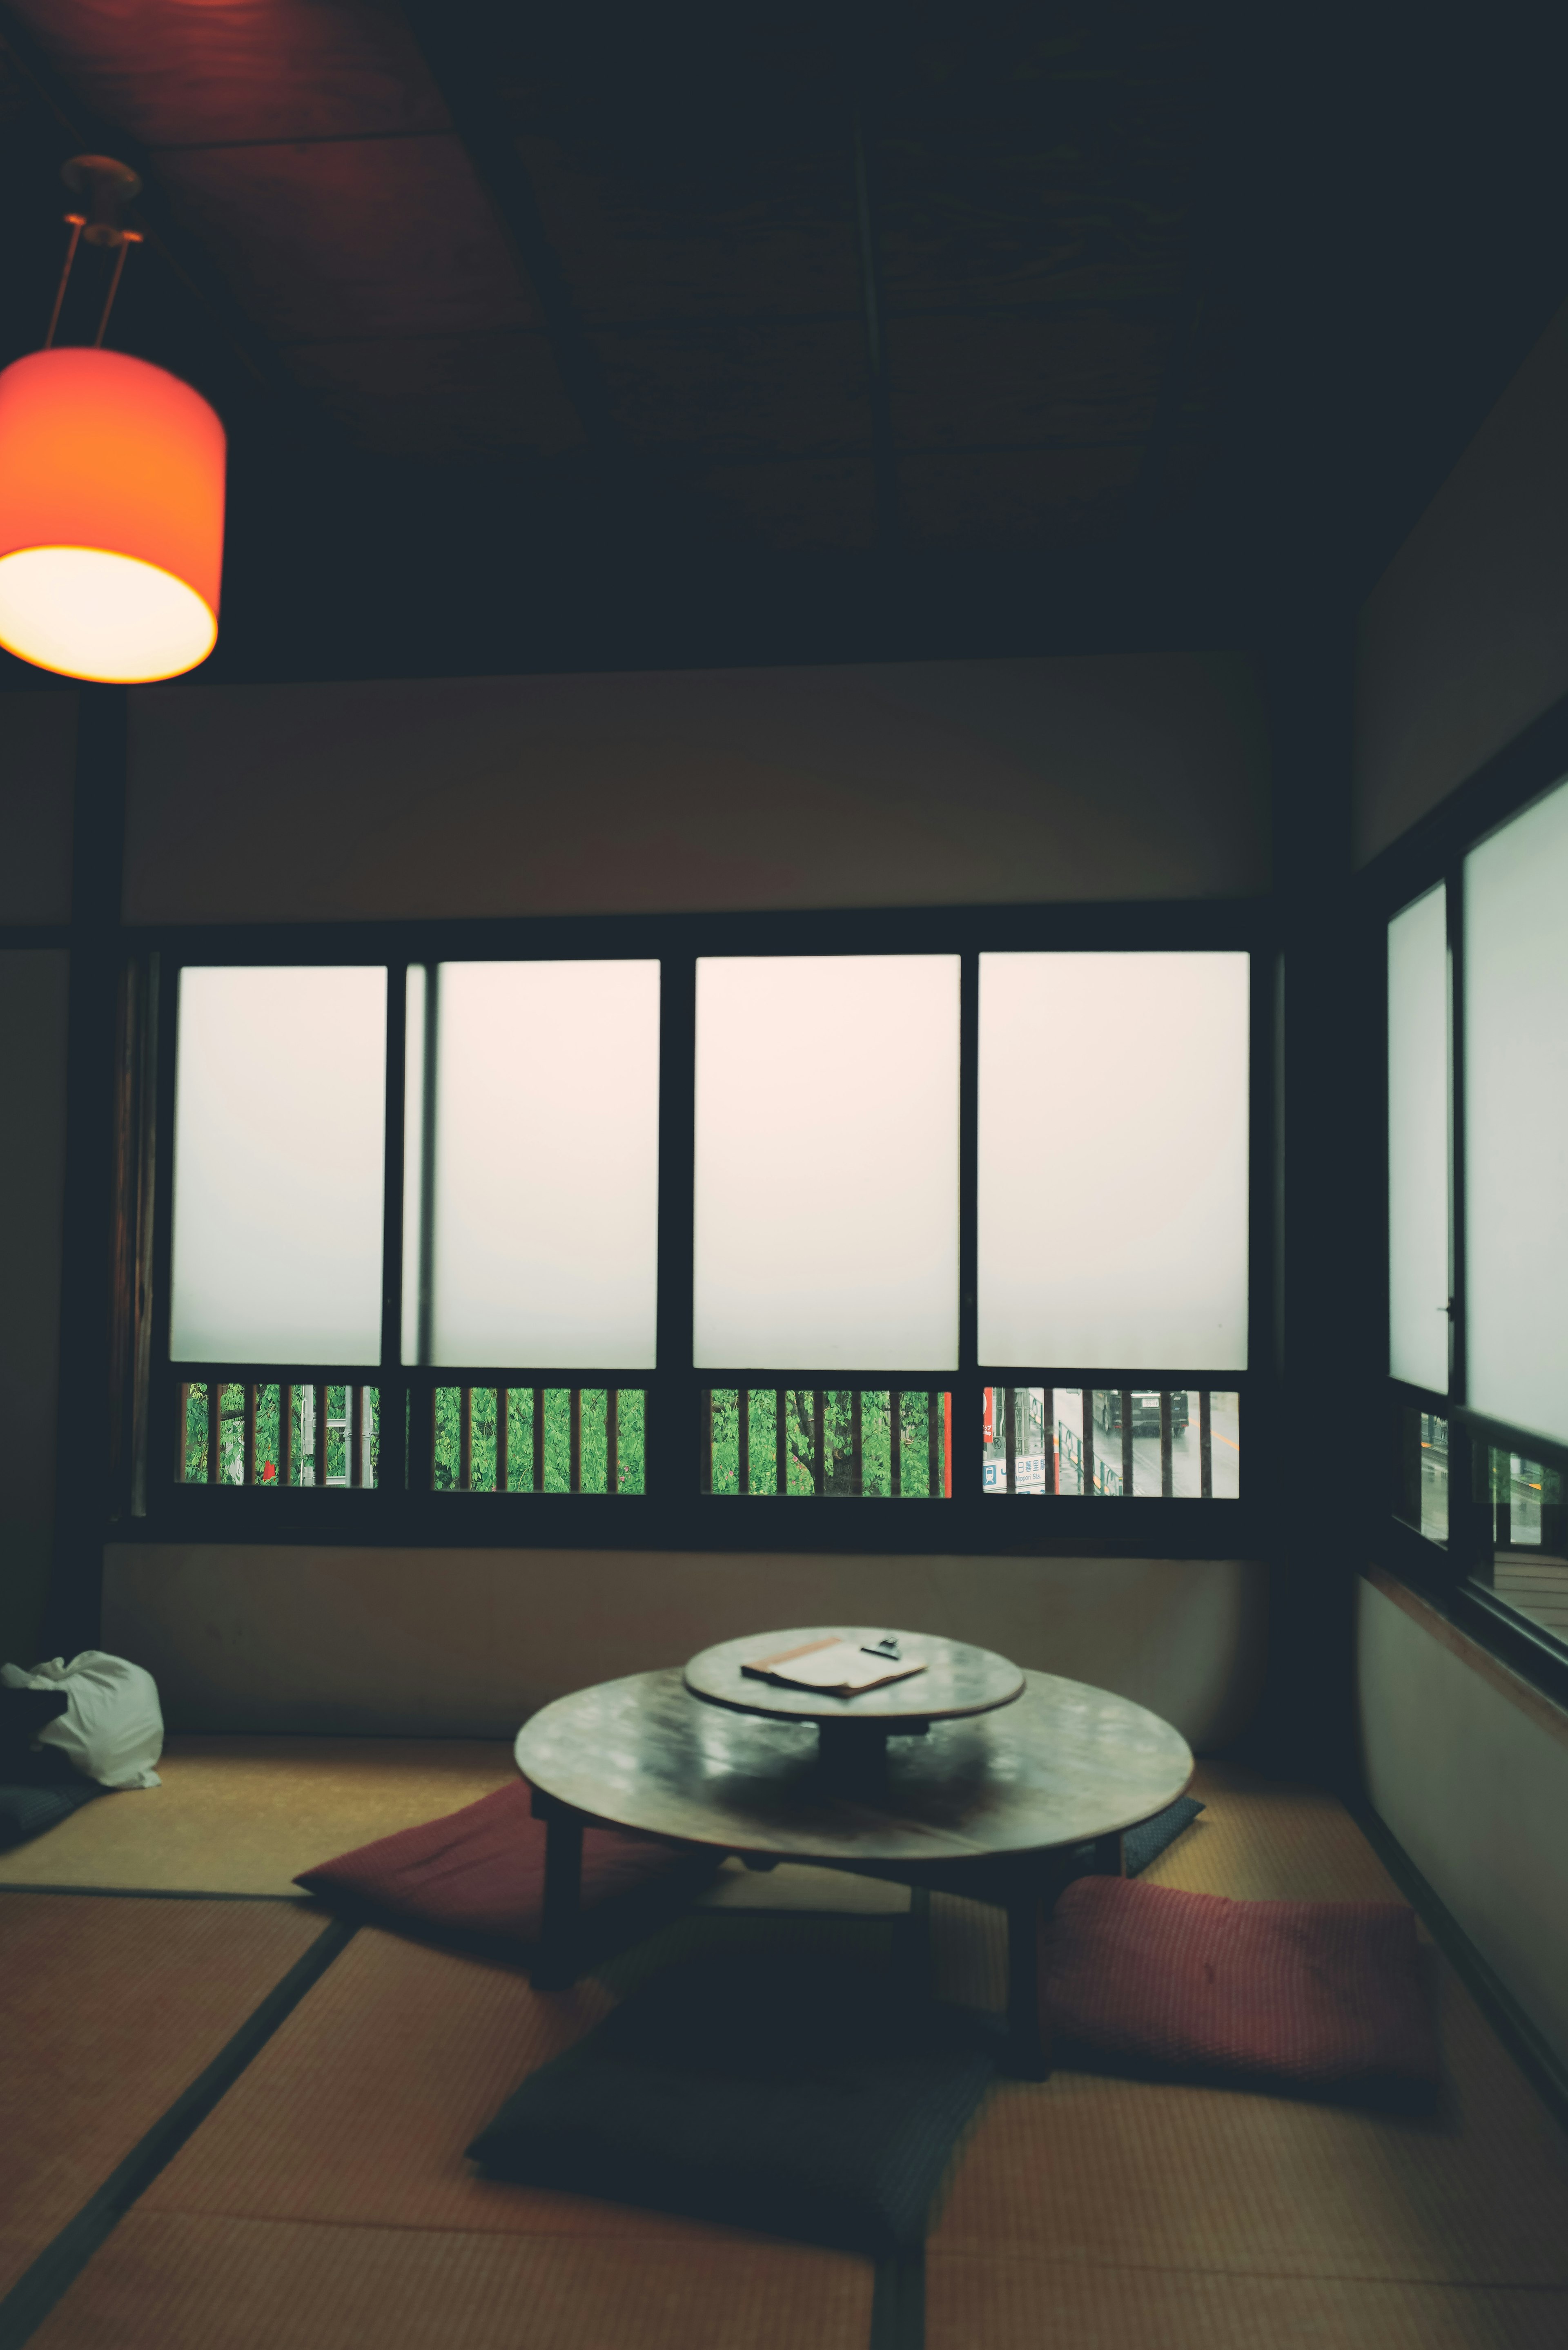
[1042,1875,1440,2100]
[296,1781,719,1957]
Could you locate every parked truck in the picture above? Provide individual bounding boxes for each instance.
[1095,1389,1189,1437]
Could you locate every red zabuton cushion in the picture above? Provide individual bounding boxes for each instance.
[295,1781,716,1952]
[1041,1876,1439,2095]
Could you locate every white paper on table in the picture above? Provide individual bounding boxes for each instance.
[739,1637,927,1696]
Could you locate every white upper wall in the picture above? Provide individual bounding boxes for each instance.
[1354,298,1568,868]
[124,653,1269,923]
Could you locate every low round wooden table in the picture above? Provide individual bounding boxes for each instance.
[516,1639,1193,2077]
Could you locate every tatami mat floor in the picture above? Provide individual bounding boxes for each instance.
[0,1734,906,1914]
[0,1737,516,1897]
[3,1746,1566,2350]
[0,1895,328,2300]
[928,1762,1568,2346]
[0,1748,1370,1912]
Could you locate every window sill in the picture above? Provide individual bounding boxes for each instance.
[118,1489,1263,1561]
[1363,1558,1568,1744]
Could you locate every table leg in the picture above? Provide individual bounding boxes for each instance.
[900,1884,933,2004]
[532,1807,584,1991]
[1092,1831,1125,1877]
[1003,1858,1049,2080]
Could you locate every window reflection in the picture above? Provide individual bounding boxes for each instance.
[1396,1408,1448,1543]
[1474,1443,1568,1642]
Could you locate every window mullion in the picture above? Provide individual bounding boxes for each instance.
[651,953,697,1504]
[379,958,409,1496]
[149,952,182,1518]
[954,945,981,1519]
[1446,856,1466,1413]
[1446,856,1472,1596]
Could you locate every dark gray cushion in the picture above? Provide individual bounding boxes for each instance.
[1124,1794,1205,1877]
[468,1940,994,2254]
[0,1775,105,1850]
[1066,1793,1203,1882]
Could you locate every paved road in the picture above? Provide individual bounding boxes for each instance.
[986,1386,1241,1501]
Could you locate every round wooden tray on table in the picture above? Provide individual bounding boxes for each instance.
[683,1625,1025,1786]
[515,1631,1193,2076]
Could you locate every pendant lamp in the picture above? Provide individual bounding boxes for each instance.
[0,157,226,684]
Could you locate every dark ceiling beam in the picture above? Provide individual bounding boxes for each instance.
[399,1,627,463]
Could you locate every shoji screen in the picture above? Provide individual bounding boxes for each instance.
[693,955,960,1370]
[978,952,1249,1369]
[1466,778,1568,1445]
[403,961,661,1369]
[169,966,387,1362]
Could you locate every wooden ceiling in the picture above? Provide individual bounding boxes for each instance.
[0,1,1562,679]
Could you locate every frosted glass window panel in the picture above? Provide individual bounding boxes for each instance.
[412,961,660,1368]
[694,955,960,1370]
[1387,884,1450,1392]
[170,967,387,1363]
[1465,776,1568,1446]
[978,952,1249,1369]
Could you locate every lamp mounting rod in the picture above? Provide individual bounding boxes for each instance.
[46,155,143,350]
[61,154,143,245]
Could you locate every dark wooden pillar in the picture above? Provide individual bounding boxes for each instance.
[43,686,129,1657]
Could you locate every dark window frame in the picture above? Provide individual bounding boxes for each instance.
[1361,677,1568,1706]
[124,894,1275,1558]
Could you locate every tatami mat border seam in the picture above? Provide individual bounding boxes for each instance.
[870,2248,925,2350]
[1349,1802,1568,2141]
[928,2247,1568,2292]
[0,1917,356,2350]
[0,1883,316,1905]
[84,2206,914,2257]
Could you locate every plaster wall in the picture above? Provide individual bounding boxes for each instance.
[1357,1573,1568,2072]
[102,1544,1265,1752]
[124,652,1269,923]
[1355,298,1568,867]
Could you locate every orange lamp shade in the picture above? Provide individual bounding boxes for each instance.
[0,347,225,683]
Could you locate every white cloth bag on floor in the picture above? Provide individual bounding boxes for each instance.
[0,1652,163,1788]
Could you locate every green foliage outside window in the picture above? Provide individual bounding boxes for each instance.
[432,1387,644,1494]
[708,1389,947,1496]
[179,1382,645,1494]
[181,1383,379,1486]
